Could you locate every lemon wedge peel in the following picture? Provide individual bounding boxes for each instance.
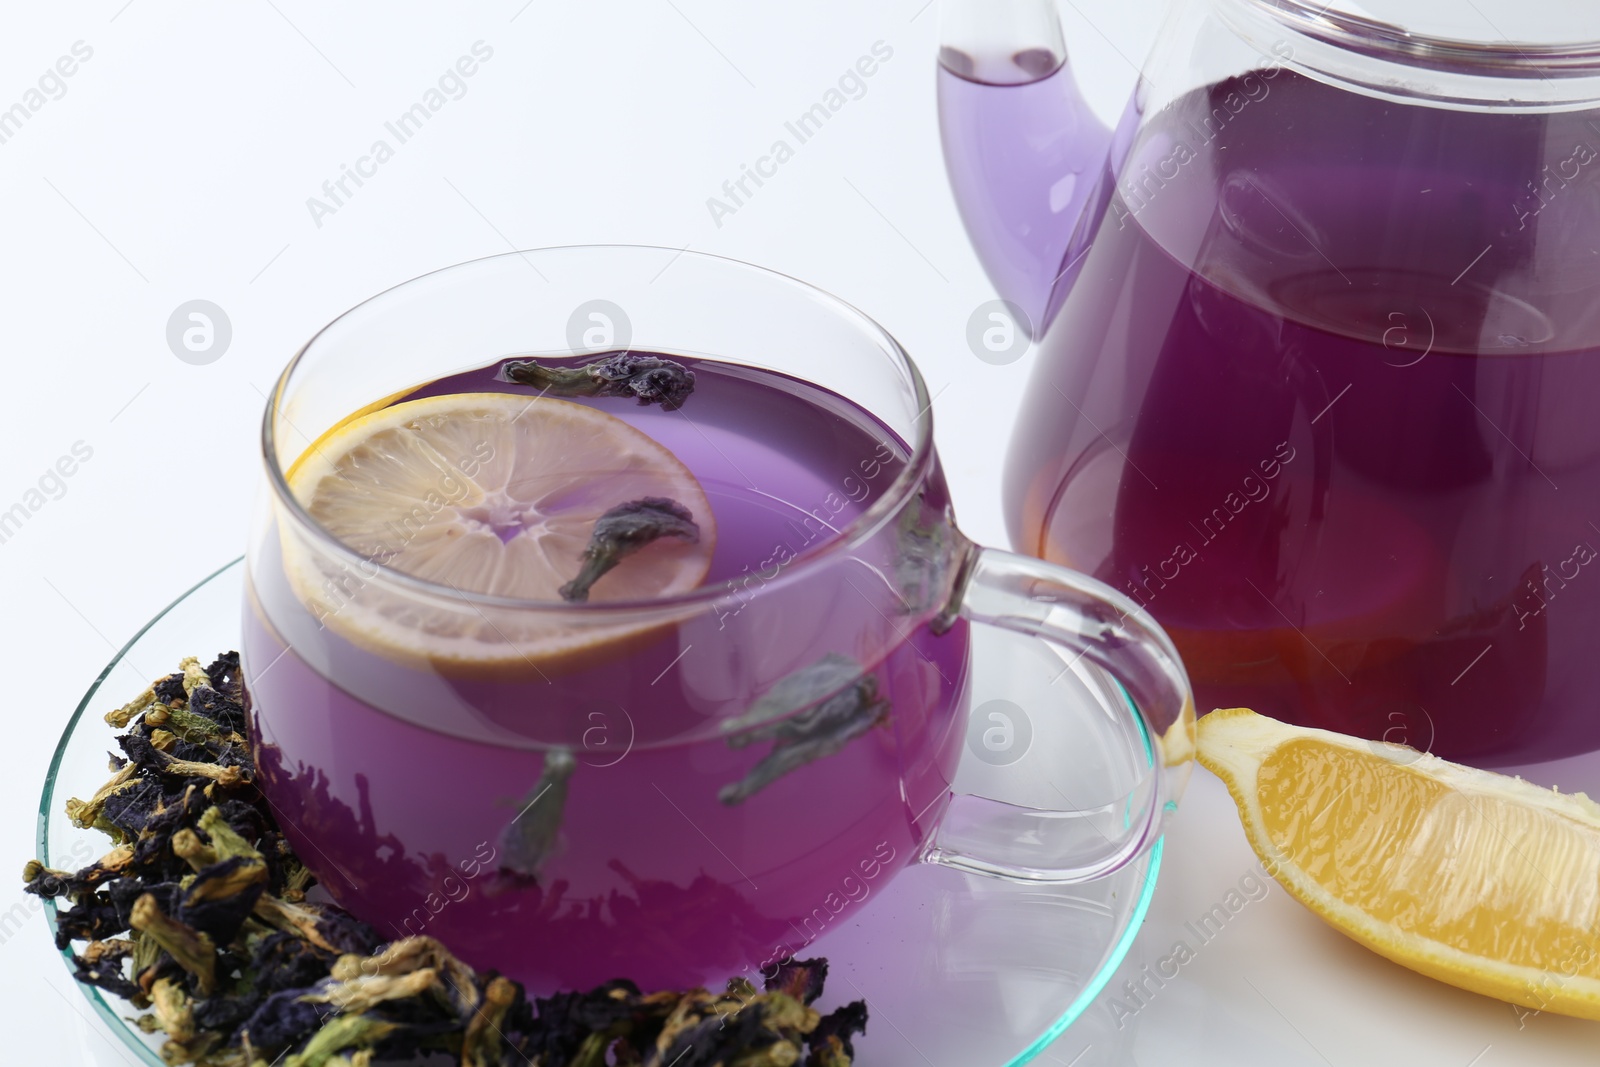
[1161,694,1198,768]
[1199,707,1600,1021]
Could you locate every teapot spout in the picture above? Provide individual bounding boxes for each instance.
[938,0,1115,336]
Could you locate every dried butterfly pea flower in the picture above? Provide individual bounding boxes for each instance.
[106,685,160,729]
[147,977,197,1045]
[249,929,339,996]
[719,657,891,805]
[238,988,339,1053]
[50,885,127,948]
[558,497,700,603]
[144,700,231,743]
[498,747,576,881]
[328,936,481,1022]
[519,979,646,1063]
[806,1001,869,1067]
[32,653,868,1066]
[202,650,243,689]
[764,957,829,1006]
[287,1014,407,1067]
[25,846,133,901]
[170,828,217,870]
[460,975,517,1067]
[67,937,142,1000]
[651,980,820,1067]
[189,991,255,1034]
[130,892,217,994]
[64,761,140,833]
[303,968,440,1014]
[118,732,249,787]
[198,804,264,861]
[892,486,970,632]
[177,655,211,695]
[657,1007,793,1067]
[252,894,381,957]
[178,854,268,944]
[154,671,190,703]
[111,787,206,871]
[502,352,697,411]
[720,654,867,747]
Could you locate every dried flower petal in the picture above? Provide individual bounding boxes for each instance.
[179,855,268,943]
[502,352,696,411]
[498,748,577,880]
[239,988,338,1053]
[558,497,700,603]
[64,761,140,832]
[720,654,868,747]
[36,653,868,1065]
[106,682,159,728]
[807,1001,869,1067]
[764,958,829,1006]
[129,892,217,994]
[719,663,891,805]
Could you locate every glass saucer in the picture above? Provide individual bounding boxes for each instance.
[38,558,1158,1067]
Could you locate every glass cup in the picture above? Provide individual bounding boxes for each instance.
[243,245,1195,992]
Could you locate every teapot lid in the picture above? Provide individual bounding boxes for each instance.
[1230,0,1600,107]
[1254,0,1600,69]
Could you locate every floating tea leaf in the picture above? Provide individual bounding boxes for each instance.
[559,497,700,603]
[720,655,891,805]
[503,351,697,410]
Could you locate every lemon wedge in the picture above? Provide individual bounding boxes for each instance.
[282,392,715,670]
[1199,707,1600,1020]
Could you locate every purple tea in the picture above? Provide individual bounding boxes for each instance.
[947,63,1600,764]
[243,353,971,992]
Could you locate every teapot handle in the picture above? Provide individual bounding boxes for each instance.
[937,0,1119,334]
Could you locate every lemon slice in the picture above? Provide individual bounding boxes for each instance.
[1199,708,1600,1020]
[282,392,715,669]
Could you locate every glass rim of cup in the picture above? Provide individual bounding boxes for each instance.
[261,244,944,615]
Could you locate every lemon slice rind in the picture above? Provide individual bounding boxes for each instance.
[278,392,715,673]
[1199,707,1600,1021]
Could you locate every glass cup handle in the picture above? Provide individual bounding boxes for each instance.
[923,547,1196,884]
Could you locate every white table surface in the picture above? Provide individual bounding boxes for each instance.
[2,2,1595,1063]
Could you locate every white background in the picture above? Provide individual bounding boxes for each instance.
[1,1,1596,1063]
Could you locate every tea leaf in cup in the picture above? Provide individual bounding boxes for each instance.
[498,747,577,880]
[719,655,891,805]
[720,652,866,747]
[502,351,697,410]
[558,497,700,603]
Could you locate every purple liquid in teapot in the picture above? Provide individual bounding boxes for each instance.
[952,64,1600,763]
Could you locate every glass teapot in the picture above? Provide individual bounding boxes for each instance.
[939,0,1600,766]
